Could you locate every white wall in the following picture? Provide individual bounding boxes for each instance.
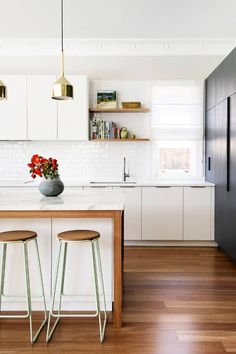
[0,79,203,184]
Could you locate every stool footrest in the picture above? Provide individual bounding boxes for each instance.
[50,310,99,318]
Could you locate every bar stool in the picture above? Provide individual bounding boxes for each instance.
[0,230,47,343]
[46,230,107,343]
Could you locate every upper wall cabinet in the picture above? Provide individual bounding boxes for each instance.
[27,76,58,140]
[0,76,27,140]
[206,47,236,111]
[206,71,216,111]
[215,54,234,104]
[57,75,89,140]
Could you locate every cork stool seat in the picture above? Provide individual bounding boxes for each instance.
[46,229,107,343]
[0,230,47,343]
[0,230,37,242]
[58,230,100,242]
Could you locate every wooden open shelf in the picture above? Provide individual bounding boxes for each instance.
[90,138,150,142]
[89,108,150,113]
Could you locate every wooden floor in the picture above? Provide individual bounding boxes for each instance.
[1,247,236,353]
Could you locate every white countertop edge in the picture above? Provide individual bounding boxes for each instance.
[0,180,215,187]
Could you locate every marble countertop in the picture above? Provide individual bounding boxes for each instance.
[0,188,125,211]
[0,179,215,187]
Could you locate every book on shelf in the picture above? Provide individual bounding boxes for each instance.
[90,116,123,140]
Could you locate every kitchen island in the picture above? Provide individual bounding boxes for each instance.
[0,188,124,328]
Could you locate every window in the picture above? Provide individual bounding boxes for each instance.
[160,148,190,172]
[149,80,204,179]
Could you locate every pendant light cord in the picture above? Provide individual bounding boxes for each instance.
[61,0,64,52]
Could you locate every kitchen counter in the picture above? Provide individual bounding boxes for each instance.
[0,187,125,211]
[0,179,215,187]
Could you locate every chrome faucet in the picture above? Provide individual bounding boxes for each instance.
[123,157,130,182]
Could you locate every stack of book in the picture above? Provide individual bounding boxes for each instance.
[90,117,121,139]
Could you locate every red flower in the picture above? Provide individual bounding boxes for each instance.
[27,163,35,168]
[31,154,41,164]
[27,154,59,180]
[34,168,42,177]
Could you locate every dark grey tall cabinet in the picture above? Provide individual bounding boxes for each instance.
[205,47,236,260]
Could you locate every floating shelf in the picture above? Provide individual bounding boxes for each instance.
[89,108,150,113]
[90,138,150,142]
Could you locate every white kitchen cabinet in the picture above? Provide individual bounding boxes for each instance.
[0,76,27,140]
[142,187,183,240]
[114,186,141,240]
[51,218,113,310]
[0,218,51,310]
[27,76,58,140]
[57,75,89,140]
[183,187,212,240]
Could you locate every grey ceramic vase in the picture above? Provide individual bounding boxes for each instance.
[39,176,64,197]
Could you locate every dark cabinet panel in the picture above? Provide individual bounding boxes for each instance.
[225,93,236,259]
[206,72,216,111]
[205,46,236,262]
[214,100,228,246]
[215,55,234,104]
[205,107,216,182]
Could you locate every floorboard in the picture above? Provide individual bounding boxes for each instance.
[1,247,236,353]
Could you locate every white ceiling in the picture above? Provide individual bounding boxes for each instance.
[0,0,235,79]
[1,0,236,39]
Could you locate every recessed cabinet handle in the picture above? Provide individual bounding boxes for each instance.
[155,186,171,188]
[227,96,230,192]
[89,186,108,188]
[119,186,136,188]
[208,157,211,171]
[190,186,206,188]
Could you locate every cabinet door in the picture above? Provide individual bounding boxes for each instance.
[27,76,57,140]
[0,76,27,140]
[214,100,229,247]
[183,187,212,240]
[51,218,113,311]
[0,219,51,310]
[114,187,141,240]
[206,72,216,111]
[221,93,236,260]
[57,75,89,140]
[215,55,234,105]
[142,187,183,240]
[205,107,216,182]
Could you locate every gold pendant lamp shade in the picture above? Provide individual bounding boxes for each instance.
[0,80,7,100]
[52,0,73,100]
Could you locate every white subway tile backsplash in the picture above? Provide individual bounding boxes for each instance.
[0,140,144,184]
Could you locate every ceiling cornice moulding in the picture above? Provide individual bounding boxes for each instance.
[0,38,235,56]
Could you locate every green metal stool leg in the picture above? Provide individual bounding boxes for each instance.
[46,241,63,342]
[91,240,106,342]
[0,244,7,312]
[58,242,67,308]
[23,239,48,343]
[33,238,48,340]
[23,242,33,343]
[95,239,107,340]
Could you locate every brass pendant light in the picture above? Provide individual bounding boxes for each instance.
[52,0,73,100]
[0,80,7,100]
